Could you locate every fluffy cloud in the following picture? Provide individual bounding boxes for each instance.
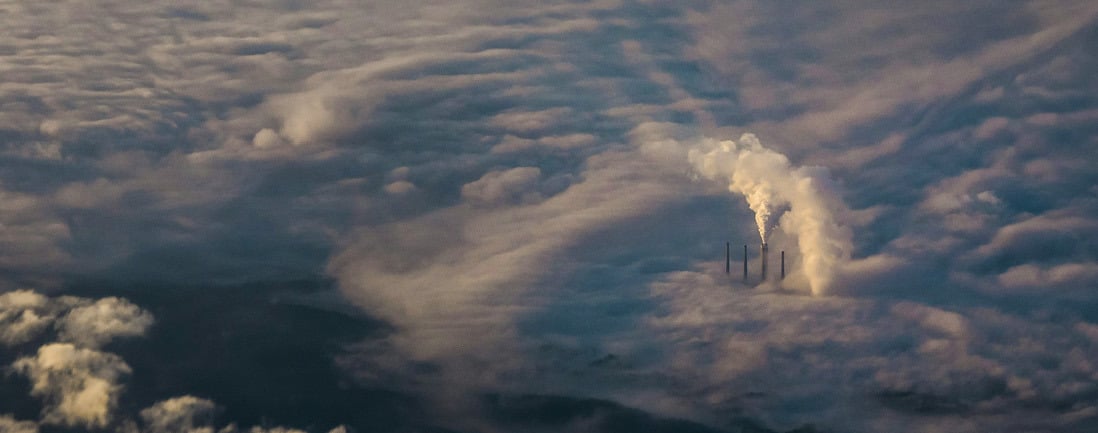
[139,396,219,433]
[12,343,132,428]
[0,415,38,433]
[2,292,146,429]
[1,290,349,432]
[0,290,55,345]
[0,290,153,348]
[56,297,155,348]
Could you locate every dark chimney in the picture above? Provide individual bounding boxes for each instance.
[743,244,748,282]
[761,243,769,281]
[725,242,730,274]
[781,250,785,280]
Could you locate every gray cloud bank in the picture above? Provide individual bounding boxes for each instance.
[0,0,1096,432]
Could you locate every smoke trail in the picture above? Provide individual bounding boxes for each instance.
[747,185,773,242]
[688,134,852,295]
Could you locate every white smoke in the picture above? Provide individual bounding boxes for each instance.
[689,133,852,295]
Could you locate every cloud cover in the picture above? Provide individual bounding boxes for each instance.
[0,0,1096,432]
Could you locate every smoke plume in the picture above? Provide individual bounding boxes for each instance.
[689,133,852,294]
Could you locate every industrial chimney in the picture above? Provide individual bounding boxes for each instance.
[781,250,785,280]
[725,242,730,274]
[760,242,769,281]
[743,244,748,282]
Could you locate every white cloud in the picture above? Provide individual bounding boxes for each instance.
[56,296,155,348]
[140,396,219,433]
[1,291,152,428]
[1,291,339,432]
[0,290,153,348]
[0,290,55,345]
[0,415,38,433]
[12,343,132,428]
[266,83,374,147]
[252,128,286,149]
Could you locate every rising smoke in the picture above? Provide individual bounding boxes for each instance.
[689,134,852,295]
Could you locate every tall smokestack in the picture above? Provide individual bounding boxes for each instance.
[781,250,785,280]
[761,242,769,281]
[743,244,748,282]
[725,242,730,274]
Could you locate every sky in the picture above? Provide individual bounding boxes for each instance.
[1,1,1097,432]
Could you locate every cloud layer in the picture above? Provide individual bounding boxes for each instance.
[0,1,1096,432]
